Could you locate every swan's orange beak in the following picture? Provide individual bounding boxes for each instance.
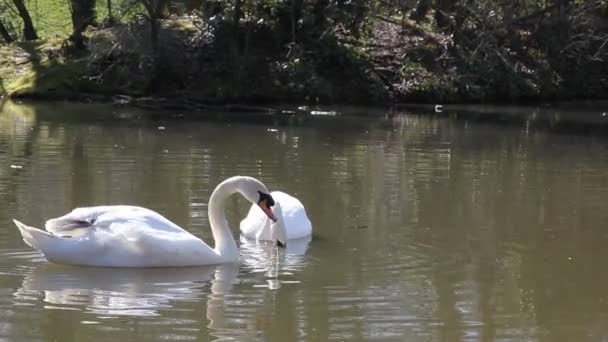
[258,201,277,222]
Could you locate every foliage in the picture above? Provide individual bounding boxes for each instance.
[1,0,607,103]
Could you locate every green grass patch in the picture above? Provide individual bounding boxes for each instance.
[7,60,114,99]
[1,39,111,99]
[29,0,73,38]
[2,0,145,40]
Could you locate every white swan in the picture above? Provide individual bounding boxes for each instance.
[12,176,277,267]
[240,191,312,246]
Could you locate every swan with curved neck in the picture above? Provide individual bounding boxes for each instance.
[12,176,277,267]
[240,191,312,247]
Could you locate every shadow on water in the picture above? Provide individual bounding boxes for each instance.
[10,99,608,141]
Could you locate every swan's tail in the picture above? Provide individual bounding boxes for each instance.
[13,219,56,250]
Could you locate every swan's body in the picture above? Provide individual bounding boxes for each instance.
[240,191,312,245]
[13,176,276,267]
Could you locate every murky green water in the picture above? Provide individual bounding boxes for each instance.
[1,100,608,341]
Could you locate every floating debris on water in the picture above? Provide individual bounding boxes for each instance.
[267,128,278,132]
[10,165,23,169]
[346,224,368,229]
[310,110,337,116]
[435,104,443,113]
[157,126,166,130]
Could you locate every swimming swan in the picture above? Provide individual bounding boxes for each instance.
[240,191,311,247]
[12,176,277,267]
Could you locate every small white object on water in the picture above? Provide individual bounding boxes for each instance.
[267,128,278,132]
[435,105,443,113]
[267,280,281,290]
[10,164,23,169]
[310,110,337,116]
[602,112,607,117]
[568,256,573,261]
[157,126,166,130]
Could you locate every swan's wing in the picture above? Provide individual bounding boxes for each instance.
[271,191,312,239]
[282,207,312,239]
[45,205,190,235]
[14,220,99,261]
[84,219,216,267]
[270,191,301,206]
[15,219,55,249]
[45,207,96,235]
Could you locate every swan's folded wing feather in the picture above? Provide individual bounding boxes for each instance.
[14,219,55,249]
[13,220,93,263]
[94,206,191,234]
[89,219,217,267]
[45,205,190,235]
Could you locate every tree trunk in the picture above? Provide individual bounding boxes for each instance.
[107,0,113,24]
[141,0,167,91]
[12,0,38,40]
[288,0,303,43]
[0,20,14,43]
[233,0,242,24]
[410,0,432,22]
[69,0,96,49]
[150,18,159,50]
[153,0,166,49]
[552,0,572,44]
[434,0,458,29]
[141,0,166,50]
[312,0,330,33]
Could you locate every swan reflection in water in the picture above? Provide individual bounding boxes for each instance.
[12,234,312,316]
[14,263,239,317]
[239,235,313,289]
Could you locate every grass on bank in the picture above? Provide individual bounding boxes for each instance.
[0,39,110,99]
[4,0,143,39]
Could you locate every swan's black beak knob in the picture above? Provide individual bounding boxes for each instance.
[276,240,286,248]
[257,191,277,222]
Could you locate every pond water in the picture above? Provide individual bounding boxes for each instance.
[1,100,608,341]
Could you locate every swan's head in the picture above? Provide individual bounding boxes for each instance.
[256,191,277,222]
[237,177,277,222]
[270,201,287,248]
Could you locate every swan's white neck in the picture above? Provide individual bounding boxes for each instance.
[207,178,243,260]
[270,202,287,244]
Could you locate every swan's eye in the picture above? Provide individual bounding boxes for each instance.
[257,191,275,207]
